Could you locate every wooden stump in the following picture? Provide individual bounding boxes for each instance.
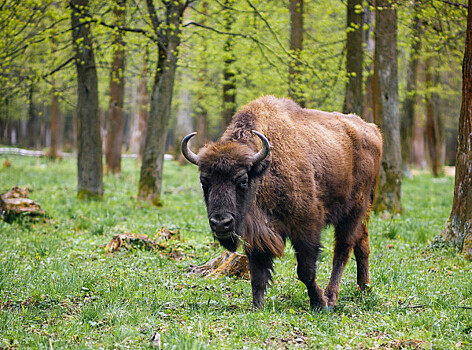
[188,251,250,280]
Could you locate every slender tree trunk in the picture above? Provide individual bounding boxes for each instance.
[195,0,208,149]
[174,84,193,164]
[363,3,375,123]
[343,0,364,116]
[105,0,127,174]
[48,86,61,159]
[27,85,40,149]
[222,0,236,129]
[288,0,305,107]
[424,56,443,177]
[138,1,188,205]
[71,0,103,198]
[372,0,402,213]
[400,0,421,176]
[129,52,149,160]
[441,0,472,259]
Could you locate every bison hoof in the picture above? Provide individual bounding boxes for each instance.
[321,306,333,313]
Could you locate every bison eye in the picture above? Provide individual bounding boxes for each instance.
[236,174,249,189]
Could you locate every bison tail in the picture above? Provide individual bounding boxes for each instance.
[362,178,377,227]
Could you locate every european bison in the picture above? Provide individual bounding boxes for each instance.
[182,96,382,310]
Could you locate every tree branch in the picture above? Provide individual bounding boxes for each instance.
[145,0,161,35]
[436,0,468,8]
[42,56,75,79]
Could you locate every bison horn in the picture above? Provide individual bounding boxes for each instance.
[181,132,199,165]
[251,130,270,164]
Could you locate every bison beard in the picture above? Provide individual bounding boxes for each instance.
[182,96,382,310]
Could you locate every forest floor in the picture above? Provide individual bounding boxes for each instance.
[0,155,471,349]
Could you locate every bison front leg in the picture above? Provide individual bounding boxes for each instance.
[247,251,273,309]
[293,240,328,310]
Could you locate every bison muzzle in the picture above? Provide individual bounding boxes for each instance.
[182,96,382,310]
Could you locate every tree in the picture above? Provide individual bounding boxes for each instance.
[372,0,402,213]
[48,81,61,159]
[71,0,103,198]
[222,0,237,129]
[138,0,192,205]
[442,0,472,259]
[105,0,127,174]
[288,0,305,107]
[400,0,422,176]
[343,0,364,116]
[424,55,443,177]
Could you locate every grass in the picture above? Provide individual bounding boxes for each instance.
[0,155,471,349]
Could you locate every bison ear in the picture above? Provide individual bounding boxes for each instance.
[250,158,270,178]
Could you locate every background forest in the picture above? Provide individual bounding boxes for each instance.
[1,1,472,349]
[0,0,466,170]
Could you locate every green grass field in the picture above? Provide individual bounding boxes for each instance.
[0,155,471,349]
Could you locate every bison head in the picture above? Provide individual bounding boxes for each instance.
[181,131,270,252]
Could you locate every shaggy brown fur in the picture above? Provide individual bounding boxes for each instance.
[184,95,382,310]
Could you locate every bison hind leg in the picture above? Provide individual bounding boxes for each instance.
[325,207,370,307]
[353,222,370,290]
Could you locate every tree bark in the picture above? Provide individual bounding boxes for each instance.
[129,52,149,160]
[105,0,127,174]
[288,0,305,107]
[372,0,402,213]
[442,0,472,259]
[363,3,375,123]
[71,0,103,198]
[174,85,193,164]
[26,85,40,149]
[222,0,236,129]
[424,56,443,177]
[400,0,421,176]
[343,0,364,116]
[195,0,209,150]
[138,0,188,205]
[48,86,61,159]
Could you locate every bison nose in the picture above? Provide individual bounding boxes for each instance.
[209,214,234,233]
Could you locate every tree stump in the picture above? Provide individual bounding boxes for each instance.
[188,251,250,280]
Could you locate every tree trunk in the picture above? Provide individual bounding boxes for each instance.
[195,0,209,150]
[424,56,443,177]
[222,0,236,129]
[129,52,149,160]
[400,1,421,177]
[48,86,61,159]
[71,0,103,198]
[288,0,305,107]
[442,0,472,259]
[363,3,375,123]
[138,1,188,205]
[174,85,193,164]
[26,85,40,149]
[105,0,127,174]
[372,0,402,213]
[343,0,364,116]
